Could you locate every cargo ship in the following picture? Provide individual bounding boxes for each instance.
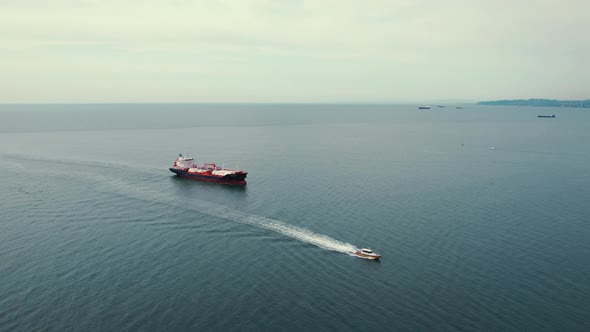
[169,154,247,185]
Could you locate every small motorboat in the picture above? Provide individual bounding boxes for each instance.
[354,248,382,260]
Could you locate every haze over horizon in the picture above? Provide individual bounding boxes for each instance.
[1,0,589,103]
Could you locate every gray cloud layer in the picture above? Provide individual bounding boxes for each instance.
[1,0,588,102]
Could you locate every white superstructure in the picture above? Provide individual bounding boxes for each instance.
[211,169,236,176]
[173,154,196,169]
[173,154,239,175]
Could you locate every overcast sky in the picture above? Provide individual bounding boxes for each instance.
[1,0,588,103]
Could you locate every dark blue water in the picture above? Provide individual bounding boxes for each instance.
[1,104,589,331]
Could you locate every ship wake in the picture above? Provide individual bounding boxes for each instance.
[1,155,359,256]
[184,200,358,254]
[142,191,359,255]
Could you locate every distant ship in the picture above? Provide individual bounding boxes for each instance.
[418,106,431,109]
[456,106,464,109]
[436,105,445,108]
[169,154,247,185]
[538,115,556,118]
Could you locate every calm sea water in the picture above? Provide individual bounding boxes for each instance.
[1,104,589,331]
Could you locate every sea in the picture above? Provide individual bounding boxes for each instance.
[1,104,589,331]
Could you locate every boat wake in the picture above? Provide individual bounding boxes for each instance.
[183,200,358,254]
[125,186,359,255]
[1,154,359,256]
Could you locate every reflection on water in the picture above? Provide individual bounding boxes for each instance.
[169,174,248,195]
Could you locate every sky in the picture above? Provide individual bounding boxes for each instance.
[1,0,589,103]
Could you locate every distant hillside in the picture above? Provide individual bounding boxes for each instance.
[478,99,590,108]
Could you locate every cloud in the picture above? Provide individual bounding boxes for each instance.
[1,0,589,102]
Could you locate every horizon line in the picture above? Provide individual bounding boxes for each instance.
[0,101,478,105]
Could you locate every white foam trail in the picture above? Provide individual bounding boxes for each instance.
[133,189,359,255]
[181,199,358,254]
[3,156,359,255]
[0,159,27,171]
[134,192,359,255]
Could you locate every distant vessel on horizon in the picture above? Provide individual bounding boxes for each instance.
[538,115,556,118]
[169,154,247,185]
[418,106,431,109]
[456,106,464,109]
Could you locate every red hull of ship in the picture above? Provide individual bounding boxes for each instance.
[170,168,247,185]
[176,173,247,185]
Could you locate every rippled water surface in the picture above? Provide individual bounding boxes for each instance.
[1,104,589,331]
